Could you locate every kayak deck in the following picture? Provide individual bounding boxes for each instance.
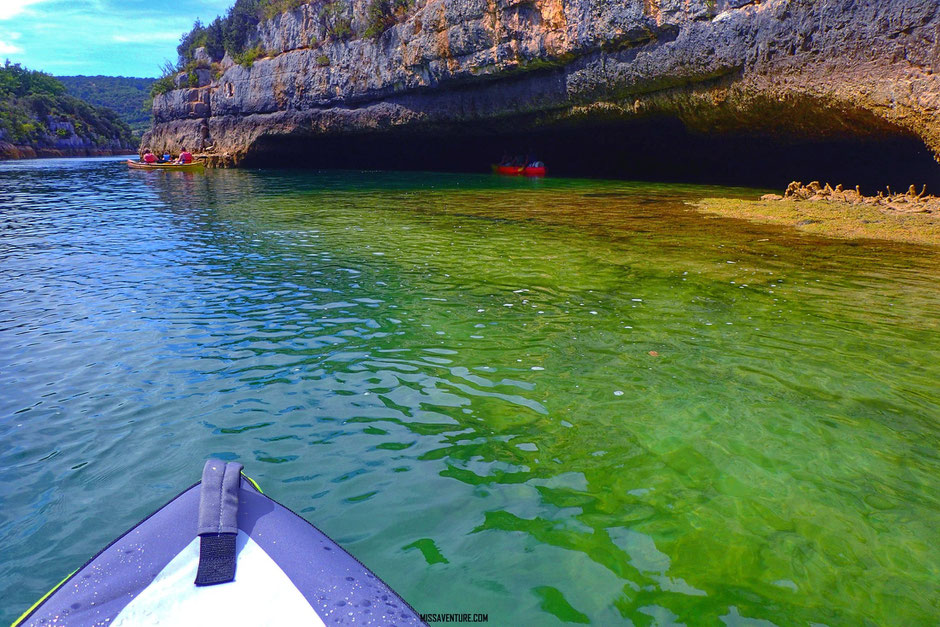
[15,460,423,626]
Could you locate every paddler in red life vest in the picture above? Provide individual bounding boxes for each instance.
[176,148,193,164]
[142,149,157,164]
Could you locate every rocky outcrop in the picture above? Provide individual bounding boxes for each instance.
[145,0,940,168]
[773,180,940,213]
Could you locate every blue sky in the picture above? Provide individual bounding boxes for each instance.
[0,0,234,77]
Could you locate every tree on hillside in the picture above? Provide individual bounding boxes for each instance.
[56,75,155,136]
[0,62,135,149]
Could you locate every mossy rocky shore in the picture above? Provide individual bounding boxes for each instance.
[694,182,940,246]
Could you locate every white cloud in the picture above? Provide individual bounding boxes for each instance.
[113,31,182,44]
[0,0,50,21]
[0,39,24,54]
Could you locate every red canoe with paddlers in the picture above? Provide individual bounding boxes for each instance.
[127,159,205,172]
[492,160,547,177]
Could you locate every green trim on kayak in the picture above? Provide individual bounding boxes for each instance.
[12,568,77,627]
[241,472,263,494]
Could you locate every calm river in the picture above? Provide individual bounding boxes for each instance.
[1,157,938,625]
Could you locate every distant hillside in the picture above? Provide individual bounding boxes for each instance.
[0,62,135,160]
[57,75,154,136]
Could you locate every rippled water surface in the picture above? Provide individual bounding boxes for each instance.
[1,157,939,625]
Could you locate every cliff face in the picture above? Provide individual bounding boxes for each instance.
[145,0,940,168]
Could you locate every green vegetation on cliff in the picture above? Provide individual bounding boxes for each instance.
[167,0,410,75]
[0,62,134,156]
[153,2,267,93]
[56,76,154,136]
[363,0,412,39]
[176,2,269,68]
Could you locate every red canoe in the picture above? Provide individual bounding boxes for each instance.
[492,164,546,177]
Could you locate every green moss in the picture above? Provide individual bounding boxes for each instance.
[518,54,575,72]
[316,54,331,66]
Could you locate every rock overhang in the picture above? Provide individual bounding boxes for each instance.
[145,0,940,187]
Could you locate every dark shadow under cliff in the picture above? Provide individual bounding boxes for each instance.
[242,117,940,193]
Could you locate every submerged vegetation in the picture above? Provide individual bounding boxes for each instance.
[0,62,134,152]
[3,168,938,624]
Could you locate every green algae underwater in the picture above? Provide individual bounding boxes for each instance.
[1,158,938,625]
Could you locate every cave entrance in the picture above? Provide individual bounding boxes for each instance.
[242,117,940,193]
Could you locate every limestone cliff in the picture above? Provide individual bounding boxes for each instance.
[145,0,940,169]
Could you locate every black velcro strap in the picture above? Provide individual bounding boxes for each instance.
[195,533,237,586]
[194,459,243,587]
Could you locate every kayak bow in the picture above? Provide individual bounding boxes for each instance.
[15,460,424,626]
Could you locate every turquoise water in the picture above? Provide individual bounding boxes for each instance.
[1,157,938,625]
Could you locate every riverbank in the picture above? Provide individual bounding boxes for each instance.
[0,142,136,160]
[691,194,940,247]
